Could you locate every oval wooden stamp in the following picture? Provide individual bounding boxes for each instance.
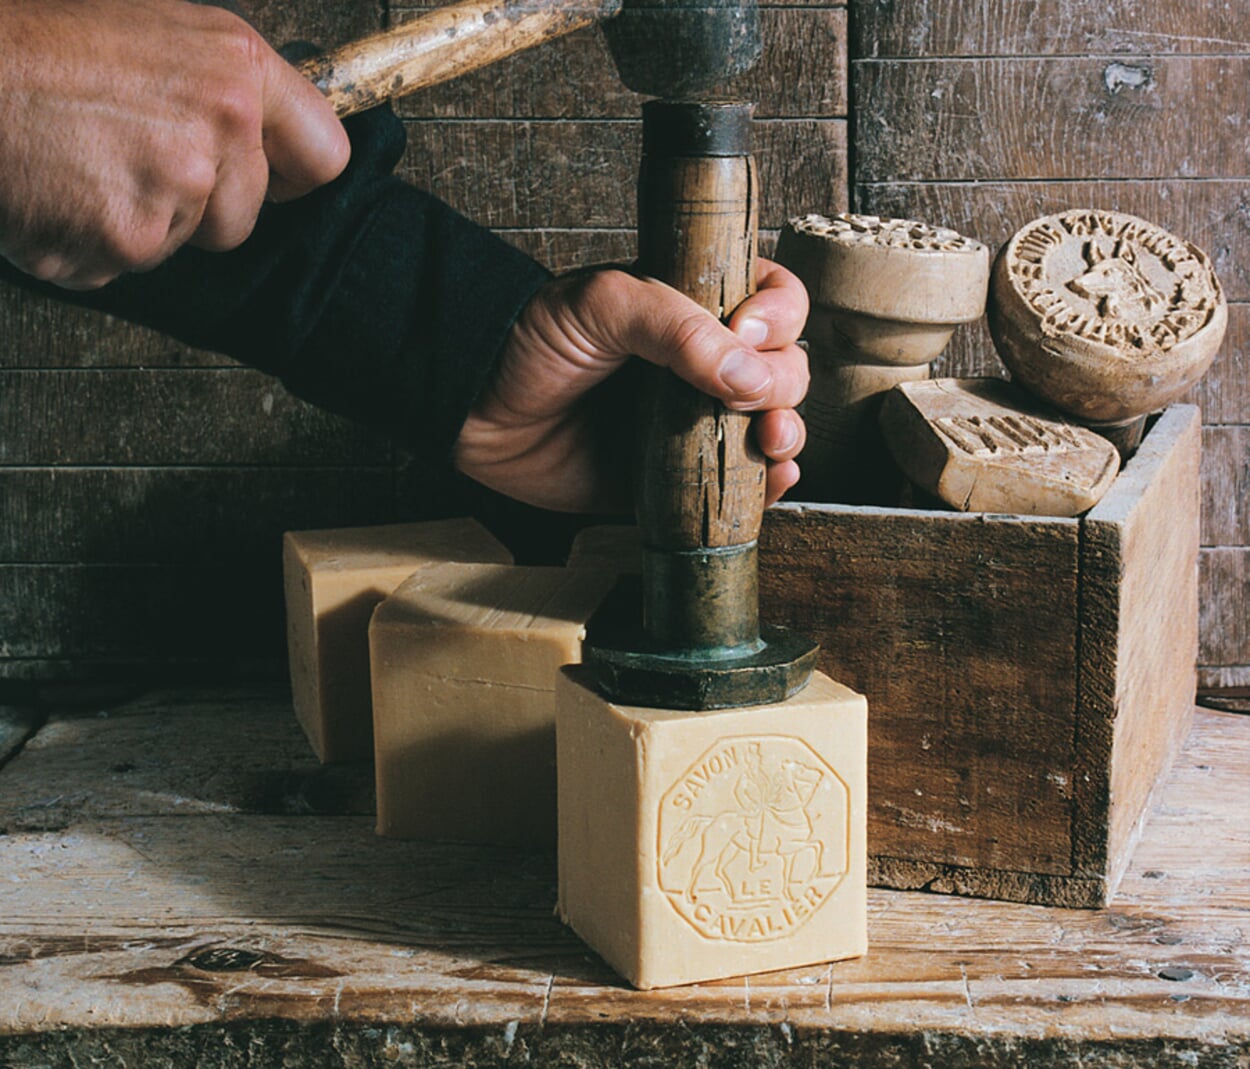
[879,377,1120,516]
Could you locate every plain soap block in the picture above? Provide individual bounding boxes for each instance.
[557,667,868,990]
[370,562,615,847]
[283,518,512,764]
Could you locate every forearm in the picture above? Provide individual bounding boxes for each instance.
[0,106,551,459]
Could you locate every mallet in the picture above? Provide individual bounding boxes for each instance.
[296,0,761,115]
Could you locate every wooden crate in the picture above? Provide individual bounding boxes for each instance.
[759,404,1201,907]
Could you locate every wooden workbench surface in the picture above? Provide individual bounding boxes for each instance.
[0,689,1246,1067]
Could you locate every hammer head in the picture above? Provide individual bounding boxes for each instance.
[603,0,762,98]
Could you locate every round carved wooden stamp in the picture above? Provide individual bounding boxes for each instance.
[778,212,989,365]
[989,209,1226,426]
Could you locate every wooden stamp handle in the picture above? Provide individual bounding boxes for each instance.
[634,100,765,652]
[297,0,621,117]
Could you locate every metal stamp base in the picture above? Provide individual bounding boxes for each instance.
[583,576,820,711]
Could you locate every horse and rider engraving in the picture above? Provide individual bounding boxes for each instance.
[662,742,837,907]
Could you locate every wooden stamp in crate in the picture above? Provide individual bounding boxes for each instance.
[757,404,1200,907]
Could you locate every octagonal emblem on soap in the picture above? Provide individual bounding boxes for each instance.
[658,735,850,943]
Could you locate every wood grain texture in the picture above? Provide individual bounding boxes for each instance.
[398,119,848,230]
[0,370,389,466]
[635,139,763,552]
[0,565,285,664]
[0,687,1245,1063]
[391,9,848,119]
[0,468,396,564]
[854,0,1250,58]
[0,291,224,370]
[756,409,1203,907]
[854,57,1250,182]
[1201,426,1250,548]
[1074,406,1201,893]
[759,506,1081,882]
[235,0,380,51]
[1200,548,1250,672]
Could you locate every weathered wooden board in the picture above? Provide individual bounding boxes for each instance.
[854,0,1250,58]
[756,407,1202,907]
[1201,426,1250,548]
[0,293,224,370]
[853,180,1250,303]
[0,468,396,564]
[236,0,380,50]
[0,370,389,465]
[0,565,285,664]
[0,686,372,830]
[391,10,847,120]
[1200,549,1250,680]
[759,507,1082,880]
[0,687,1245,1065]
[1189,305,1250,424]
[854,57,1250,182]
[1075,407,1201,892]
[399,119,849,230]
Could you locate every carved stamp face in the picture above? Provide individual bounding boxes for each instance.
[790,211,985,254]
[934,412,1086,458]
[657,736,850,943]
[1004,209,1222,356]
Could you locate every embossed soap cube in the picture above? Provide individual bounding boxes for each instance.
[556,667,867,989]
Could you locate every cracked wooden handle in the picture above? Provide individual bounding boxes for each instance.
[297,0,622,117]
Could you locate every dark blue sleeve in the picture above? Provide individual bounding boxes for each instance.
[0,105,553,460]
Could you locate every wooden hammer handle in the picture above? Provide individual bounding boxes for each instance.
[297,0,622,117]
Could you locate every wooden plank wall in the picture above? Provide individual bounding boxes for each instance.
[0,0,848,679]
[851,0,1250,689]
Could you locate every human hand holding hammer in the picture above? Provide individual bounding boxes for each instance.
[0,0,350,290]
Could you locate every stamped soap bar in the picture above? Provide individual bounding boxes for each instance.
[989,208,1226,426]
[557,667,867,989]
[880,378,1120,516]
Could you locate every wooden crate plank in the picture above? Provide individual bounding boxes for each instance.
[0,565,285,663]
[0,468,397,565]
[853,0,1250,59]
[1200,548,1250,670]
[0,370,389,466]
[759,506,1080,882]
[392,9,847,119]
[0,700,1245,1056]
[854,57,1250,182]
[399,118,848,230]
[1201,426,1250,548]
[853,180,1250,303]
[1075,406,1201,894]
